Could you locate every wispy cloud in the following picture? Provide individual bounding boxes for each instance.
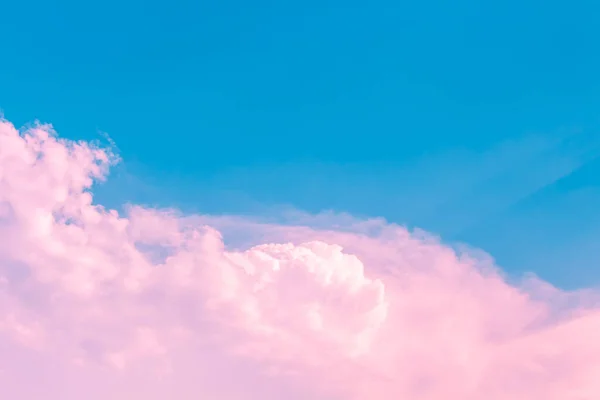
[1,118,599,399]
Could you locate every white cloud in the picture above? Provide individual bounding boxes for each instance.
[1,118,599,399]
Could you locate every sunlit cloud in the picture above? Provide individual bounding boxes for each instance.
[1,118,599,399]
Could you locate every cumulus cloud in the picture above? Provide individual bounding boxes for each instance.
[0,118,599,399]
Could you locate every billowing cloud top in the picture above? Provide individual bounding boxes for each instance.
[1,119,599,399]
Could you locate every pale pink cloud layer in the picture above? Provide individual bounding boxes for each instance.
[0,118,599,399]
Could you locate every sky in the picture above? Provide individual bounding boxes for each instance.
[1,0,600,398]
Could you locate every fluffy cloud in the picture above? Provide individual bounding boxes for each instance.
[0,118,599,399]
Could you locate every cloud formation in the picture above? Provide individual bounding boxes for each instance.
[0,118,599,399]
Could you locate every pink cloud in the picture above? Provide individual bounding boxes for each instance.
[0,118,599,399]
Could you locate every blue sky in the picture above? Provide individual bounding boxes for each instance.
[2,0,600,288]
